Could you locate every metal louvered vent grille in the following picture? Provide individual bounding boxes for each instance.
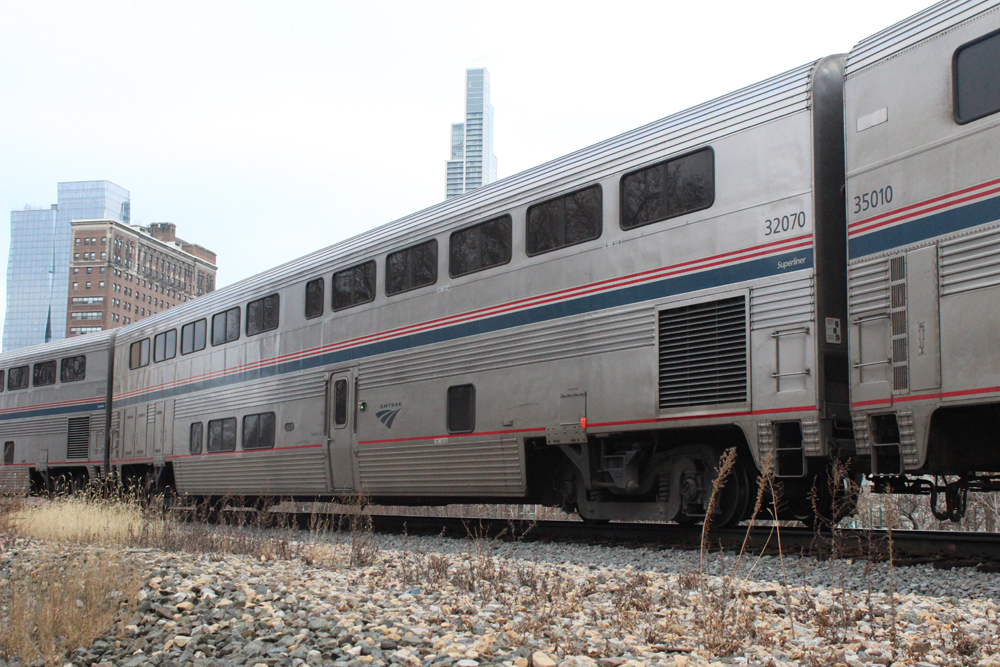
[67,416,90,459]
[659,296,747,409]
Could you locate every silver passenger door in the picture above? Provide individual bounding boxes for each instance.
[327,370,357,492]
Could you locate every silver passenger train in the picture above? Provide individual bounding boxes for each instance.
[2,0,999,525]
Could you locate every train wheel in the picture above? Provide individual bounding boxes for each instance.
[711,456,755,528]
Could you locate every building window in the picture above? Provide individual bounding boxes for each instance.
[99,281,105,288]
[211,307,240,346]
[129,339,150,369]
[7,366,29,391]
[74,253,80,260]
[101,252,106,260]
[75,238,81,246]
[242,412,276,450]
[32,361,56,387]
[207,417,237,452]
[190,422,203,454]
[386,239,438,296]
[305,278,324,319]
[246,294,280,336]
[526,185,602,256]
[154,329,177,362]
[447,384,476,433]
[72,282,78,290]
[449,215,512,278]
[332,260,376,311]
[60,355,86,382]
[85,282,91,289]
[954,29,1000,124]
[620,147,714,230]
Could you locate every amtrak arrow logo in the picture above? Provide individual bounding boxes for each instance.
[376,408,401,429]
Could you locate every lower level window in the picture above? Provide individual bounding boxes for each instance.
[190,422,203,454]
[243,412,276,450]
[207,417,237,452]
[447,384,476,434]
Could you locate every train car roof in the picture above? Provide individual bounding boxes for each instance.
[115,56,836,343]
[0,328,114,367]
[846,0,1000,76]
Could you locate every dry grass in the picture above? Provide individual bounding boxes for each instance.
[11,495,152,546]
[0,548,142,667]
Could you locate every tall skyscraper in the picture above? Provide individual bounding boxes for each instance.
[3,180,130,351]
[445,68,497,199]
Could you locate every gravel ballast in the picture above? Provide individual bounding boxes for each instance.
[2,529,1000,667]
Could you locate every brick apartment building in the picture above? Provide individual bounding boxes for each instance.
[66,220,217,336]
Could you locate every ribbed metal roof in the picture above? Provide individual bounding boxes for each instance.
[0,329,113,366]
[112,58,825,343]
[847,0,1000,76]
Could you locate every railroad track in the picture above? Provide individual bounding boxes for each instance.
[359,513,1000,571]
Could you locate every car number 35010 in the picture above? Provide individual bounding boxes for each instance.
[765,212,806,236]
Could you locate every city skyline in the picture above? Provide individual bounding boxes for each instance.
[3,181,130,351]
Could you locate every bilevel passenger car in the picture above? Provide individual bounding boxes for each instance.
[8,0,1000,526]
[0,55,852,527]
[0,330,114,494]
[845,0,1000,520]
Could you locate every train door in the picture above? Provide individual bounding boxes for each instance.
[122,407,136,458]
[160,400,175,457]
[148,401,166,456]
[906,246,941,393]
[327,370,357,491]
[135,405,149,458]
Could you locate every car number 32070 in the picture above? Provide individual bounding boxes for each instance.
[765,212,806,236]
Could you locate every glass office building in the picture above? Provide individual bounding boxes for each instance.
[445,68,497,199]
[3,180,130,351]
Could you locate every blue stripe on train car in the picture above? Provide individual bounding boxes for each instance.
[0,402,105,422]
[849,194,1000,259]
[115,247,814,408]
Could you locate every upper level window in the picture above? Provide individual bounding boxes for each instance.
[305,278,324,319]
[212,307,241,346]
[32,361,56,387]
[332,260,376,311]
[7,366,28,391]
[526,185,602,256]
[620,147,715,230]
[154,330,177,362]
[449,215,512,278]
[247,294,280,336]
[181,319,207,355]
[954,29,1000,124]
[386,240,438,296]
[129,339,150,369]
[0,370,5,392]
[60,355,86,382]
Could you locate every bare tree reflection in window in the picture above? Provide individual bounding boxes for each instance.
[621,148,714,230]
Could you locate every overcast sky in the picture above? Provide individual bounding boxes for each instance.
[0,0,931,326]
